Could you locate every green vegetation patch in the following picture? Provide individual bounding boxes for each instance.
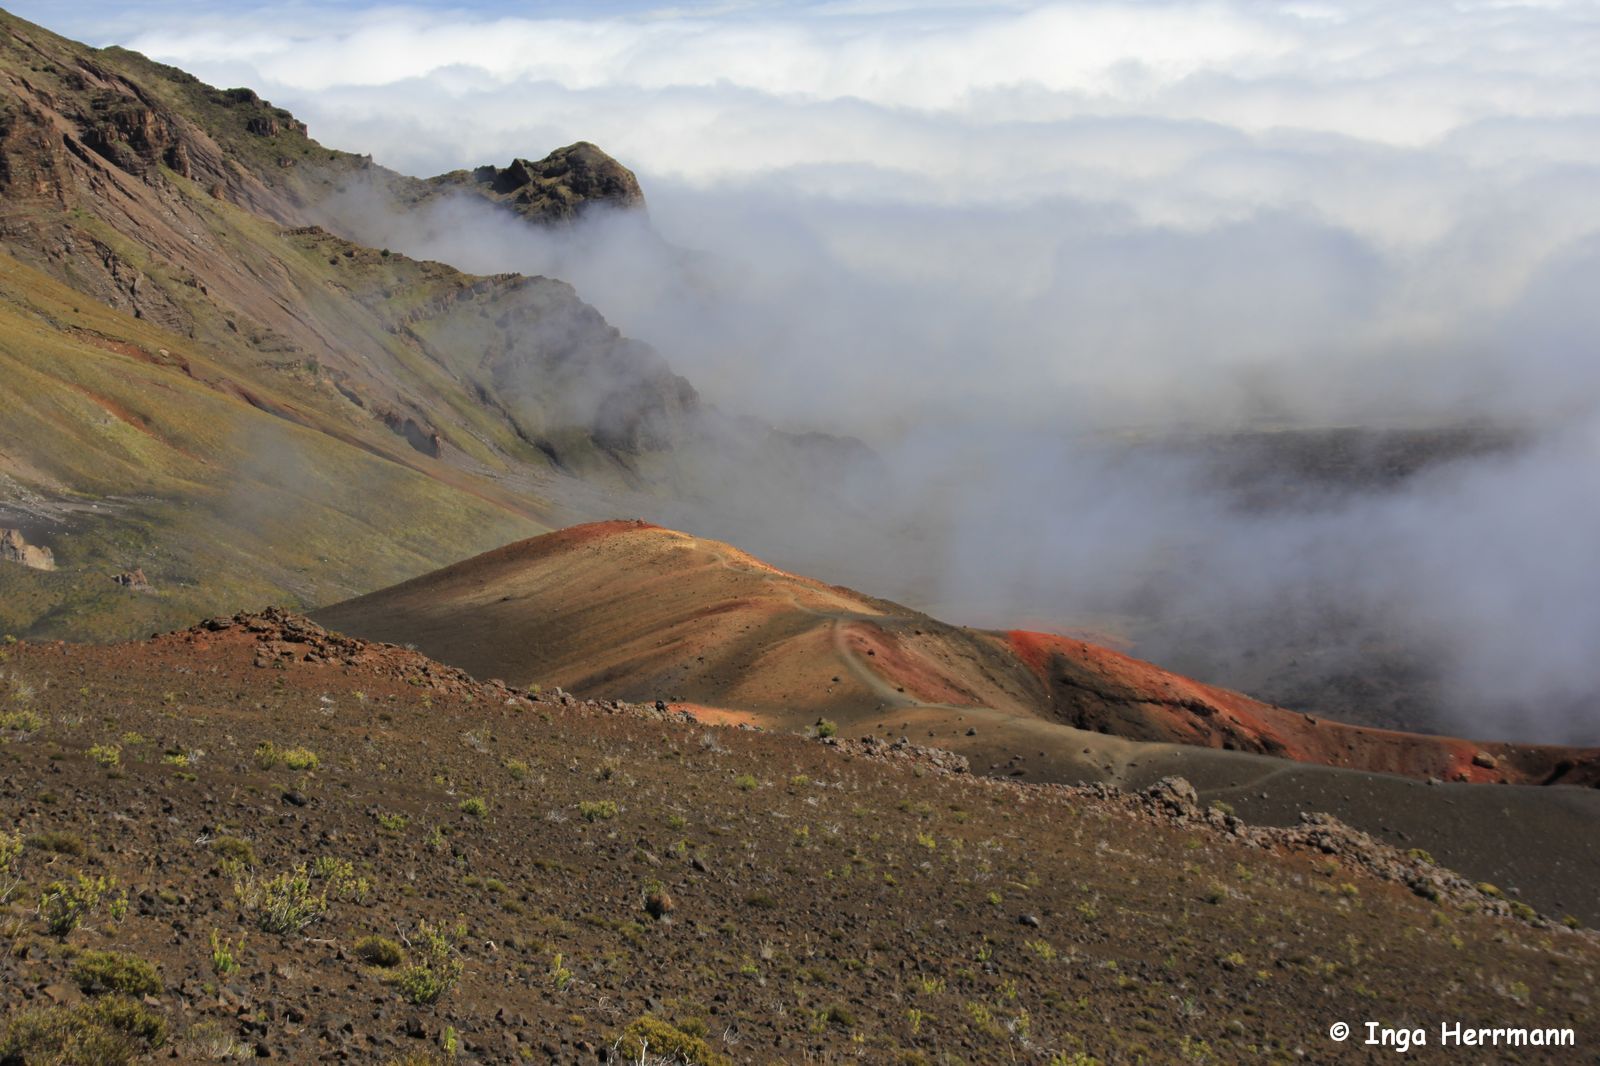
[70,951,162,997]
[614,1015,732,1066]
[0,996,167,1065]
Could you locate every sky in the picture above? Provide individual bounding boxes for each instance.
[16,0,1600,740]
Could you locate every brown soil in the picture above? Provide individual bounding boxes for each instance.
[0,612,1595,1063]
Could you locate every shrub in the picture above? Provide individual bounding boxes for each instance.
[733,774,758,792]
[86,744,121,768]
[209,929,243,975]
[70,951,162,997]
[233,864,327,934]
[0,829,21,871]
[310,856,371,902]
[375,812,409,833]
[578,800,618,822]
[813,719,838,739]
[504,758,530,781]
[614,1016,732,1066]
[820,1004,855,1029]
[0,996,167,1065]
[391,921,462,1005]
[458,797,487,819]
[211,836,256,868]
[0,709,43,732]
[38,872,111,936]
[643,880,674,920]
[255,742,319,771]
[184,1020,253,1061]
[25,830,84,856]
[283,747,319,770]
[355,935,404,967]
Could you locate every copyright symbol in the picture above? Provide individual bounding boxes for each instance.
[1329,1022,1350,1042]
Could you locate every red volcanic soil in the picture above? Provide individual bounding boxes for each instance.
[1004,631,1597,785]
[317,522,1600,789]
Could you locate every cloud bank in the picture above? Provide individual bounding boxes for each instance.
[22,0,1600,740]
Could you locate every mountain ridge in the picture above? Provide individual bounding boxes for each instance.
[0,6,871,642]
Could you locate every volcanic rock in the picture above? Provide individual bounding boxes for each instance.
[0,528,54,570]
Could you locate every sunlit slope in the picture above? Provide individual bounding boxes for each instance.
[317,521,1600,787]
[0,249,544,639]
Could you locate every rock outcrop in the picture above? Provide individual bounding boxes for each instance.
[430,142,646,224]
[0,528,54,570]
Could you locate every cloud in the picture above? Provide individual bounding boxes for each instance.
[18,0,1600,740]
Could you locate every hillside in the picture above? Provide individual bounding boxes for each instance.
[0,613,1593,1064]
[0,7,869,642]
[316,521,1600,786]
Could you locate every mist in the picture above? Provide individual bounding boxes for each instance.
[42,0,1600,743]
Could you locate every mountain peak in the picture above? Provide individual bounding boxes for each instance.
[443,141,646,223]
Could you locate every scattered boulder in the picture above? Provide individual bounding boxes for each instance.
[0,528,54,571]
[113,567,151,590]
[1145,776,1199,814]
[1472,751,1498,770]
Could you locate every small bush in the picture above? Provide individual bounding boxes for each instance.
[458,797,487,819]
[643,880,674,920]
[233,864,327,934]
[390,921,462,1005]
[375,812,409,833]
[25,830,84,856]
[0,829,21,872]
[504,758,530,781]
[578,800,618,822]
[255,742,319,771]
[0,709,44,732]
[733,774,758,792]
[38,872,111,936]
[184,1020,253,1061]
[310,856,371,902]
[70,951,162,997]
[0,996,167,1065]
[355,935,403,967]
[821,1004,855,1029]
[87,744,121,768]
[614,1015,732,1066]
[211,836,256,868]
[549,952,572,991]
[209,929,243,975]
[813,719,838,739]
[283,747,318,770]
